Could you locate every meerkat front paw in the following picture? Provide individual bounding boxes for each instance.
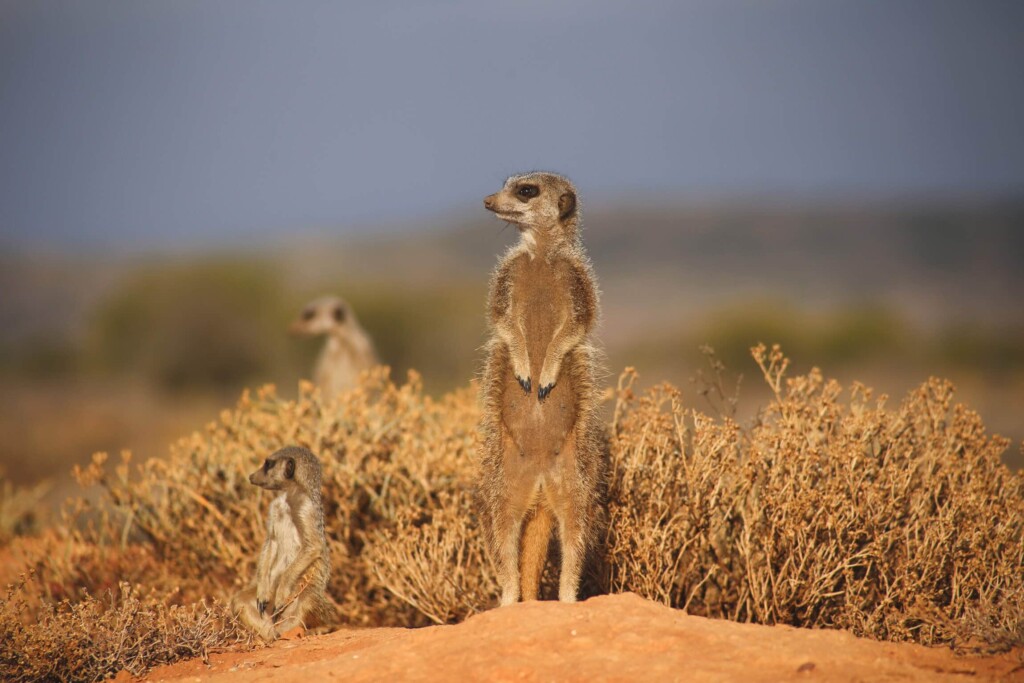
[510,351,531,394]
[538,363,559,401]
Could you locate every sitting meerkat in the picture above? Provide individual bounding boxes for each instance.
[231,446,337,640]
[477,171,606,605]
[289,295,379,396]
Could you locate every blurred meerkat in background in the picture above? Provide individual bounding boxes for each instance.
[477,171,606,605]
[289,295,378,396]
[231,446,337,641]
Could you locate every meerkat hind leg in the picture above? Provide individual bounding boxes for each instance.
[274,603,303,637]
[548,440,586,603]
[519,502,553,601]
[273,581,335,636]
[495,511,525,606]
[491,426,543,606]
[303,595,340,636]
[557,519,584,603]
[231,587,277,642]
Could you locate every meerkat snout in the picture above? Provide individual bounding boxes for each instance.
[248,452,297,488]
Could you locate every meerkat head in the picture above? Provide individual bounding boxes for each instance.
[289,296,352,337]
[483,172,579,243]
[248,445,322,493]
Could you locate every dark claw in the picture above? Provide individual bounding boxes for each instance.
[517,376,531,394]
[538,383,554,401]
[257,599,267,616]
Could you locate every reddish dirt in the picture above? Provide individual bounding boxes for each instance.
[143,593,1023,683]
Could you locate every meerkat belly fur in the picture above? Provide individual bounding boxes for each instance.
[478,171,606,605]
[231,446,337,640]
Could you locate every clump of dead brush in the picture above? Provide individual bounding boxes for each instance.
[0,571,254,683]
[606,344,1024,649]
[366,489,497,625]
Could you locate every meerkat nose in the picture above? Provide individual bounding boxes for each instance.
[483,195,495,210]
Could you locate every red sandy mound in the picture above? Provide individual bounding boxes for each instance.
[144,593,1022,683]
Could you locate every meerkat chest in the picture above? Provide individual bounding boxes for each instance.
[315,336,366,395]
[513,257,567,322]
[268,494,301,570]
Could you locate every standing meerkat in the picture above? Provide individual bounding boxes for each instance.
[477,171,605,605]
[289,295,379,396]
[231,446,337,640]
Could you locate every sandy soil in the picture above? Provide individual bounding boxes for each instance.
[142,593,1023,683]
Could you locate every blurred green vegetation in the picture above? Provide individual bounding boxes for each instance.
[696,303,907,369]
[1,259,1022,400]
[87,259,299,394]
[0,258,487,396]
[618,301,1024,378]
[935,322,1024,371]
[0,336,79,378]
[4,258,1024,397]
[333,281,485,393]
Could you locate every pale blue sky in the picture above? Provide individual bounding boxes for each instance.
[1,0,1022,250]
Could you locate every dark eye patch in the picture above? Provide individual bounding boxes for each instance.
[262,458,273,472]
[301,308,315,321]
[516,185,539,200]
[333,306,346,323]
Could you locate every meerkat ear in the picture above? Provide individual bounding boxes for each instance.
[558,191,577,222]
[285,458,296,479]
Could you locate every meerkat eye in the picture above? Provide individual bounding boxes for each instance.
[285,458,296,479]
[333,306,346,323]
[262,458,273,472]
[517,185,539,199]
[302,308,315,321]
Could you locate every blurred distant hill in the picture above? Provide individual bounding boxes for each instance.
[4,197,1023,361]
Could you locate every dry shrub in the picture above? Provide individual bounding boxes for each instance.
[0,573,252,683]
[606,345,1024,649]
[366,489,497,625]
[3,348,1023,680]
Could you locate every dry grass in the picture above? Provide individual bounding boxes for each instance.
[1,348,1022,680]
[0,573,253,683]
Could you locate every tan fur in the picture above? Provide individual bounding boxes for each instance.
[289,295,378,396]
[477,171,606,605]
[231,446,337,640]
